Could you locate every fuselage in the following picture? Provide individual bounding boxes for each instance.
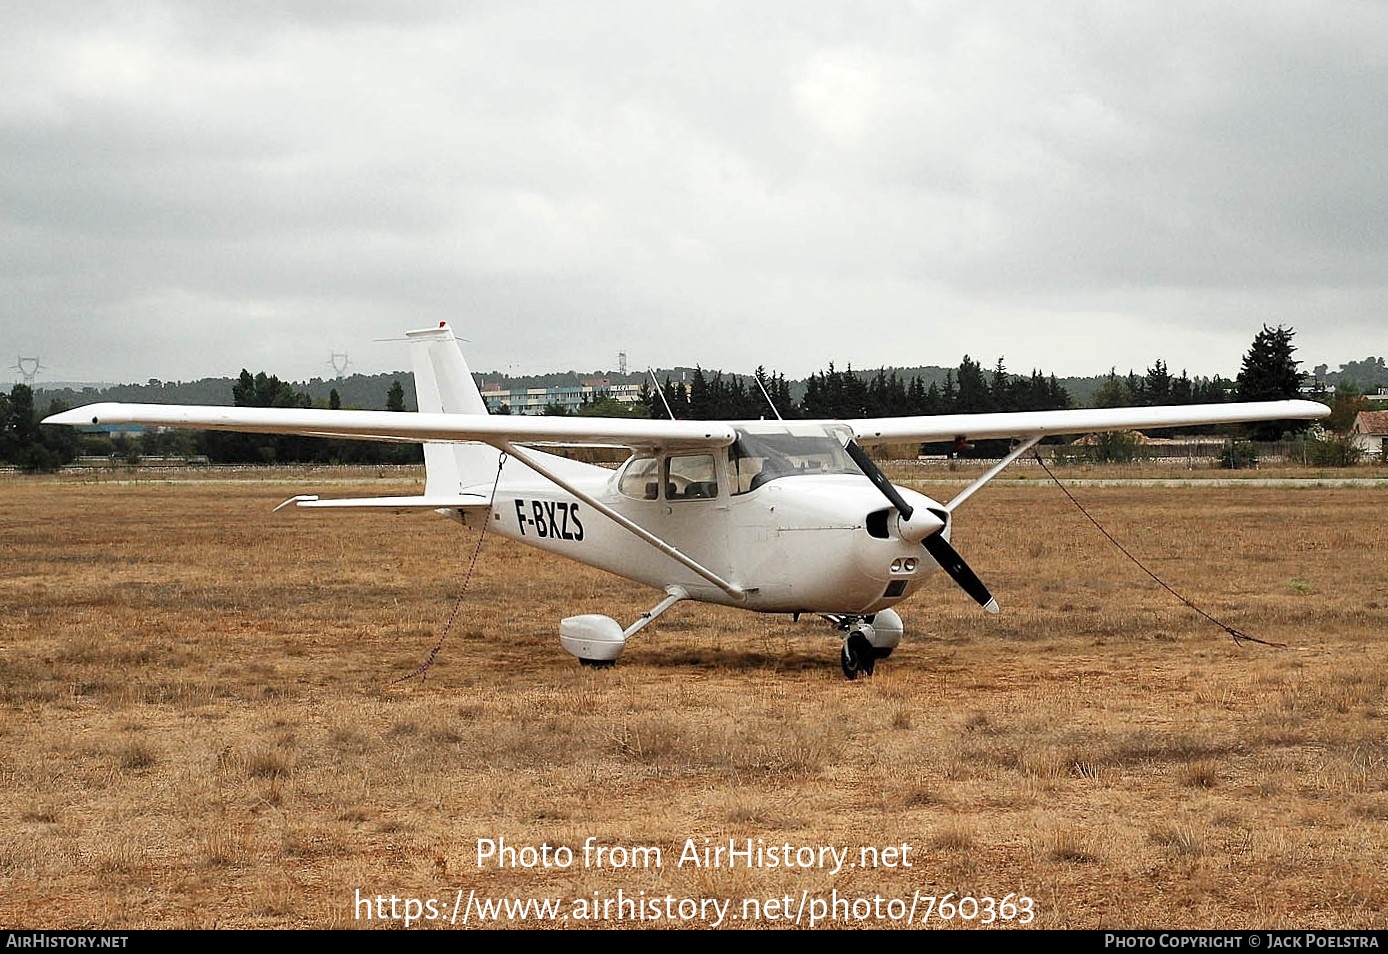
[476,423,944,616]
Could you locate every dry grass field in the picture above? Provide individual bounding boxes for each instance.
[1,468,1385,929]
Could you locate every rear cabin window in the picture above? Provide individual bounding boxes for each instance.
[618,457,660,499]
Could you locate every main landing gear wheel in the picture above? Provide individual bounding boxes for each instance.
[578,658,616,669]
[840,633,876,680]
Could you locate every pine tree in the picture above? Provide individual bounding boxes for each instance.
[1237,325,1303,402]
[687,368,711,419]
[212,369,313,462]
[990,357,1011,409]
[1,384,73,471]
[1144,359,1172,405]
[1093,369,1134,408]
[1172,370,1193,404]
[1237,325,1308,440]
[955,357,991,412]
[233,370,309,409]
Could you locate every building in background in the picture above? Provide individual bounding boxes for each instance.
[1350,410,1388,457]
[479,382,643,415]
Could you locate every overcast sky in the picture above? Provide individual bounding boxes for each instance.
[3,1,1384,386]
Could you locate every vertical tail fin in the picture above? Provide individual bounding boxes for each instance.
[406,322,501,497]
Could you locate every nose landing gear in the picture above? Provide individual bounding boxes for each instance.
[840,630,876,680]
[829,609,904,680]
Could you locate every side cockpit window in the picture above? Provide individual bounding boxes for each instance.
[665,454,718,500]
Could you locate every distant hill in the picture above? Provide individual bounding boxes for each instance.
[1312,356,1388,391]
[37,372,421,412]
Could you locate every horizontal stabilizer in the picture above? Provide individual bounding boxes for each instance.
[273,493,491,512]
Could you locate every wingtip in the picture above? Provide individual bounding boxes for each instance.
[42,408,94,426]
[984,598,1000,615]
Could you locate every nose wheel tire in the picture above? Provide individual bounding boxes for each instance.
[840,632,876,680]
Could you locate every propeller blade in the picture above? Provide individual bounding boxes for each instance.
[922,533,1000,614]
[844,439,913,520]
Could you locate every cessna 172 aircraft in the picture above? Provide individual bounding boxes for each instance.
[45,323,1329,678]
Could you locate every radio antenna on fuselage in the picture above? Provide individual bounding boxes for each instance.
[648,367,677,421]
[753,369,784,421]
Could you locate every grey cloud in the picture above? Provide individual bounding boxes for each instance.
[2,1,1383,384]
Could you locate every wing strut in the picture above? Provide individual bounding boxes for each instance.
[498,441,747,601]
[945,434,1044,512]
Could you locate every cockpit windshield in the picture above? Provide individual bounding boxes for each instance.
[728,423,860,494]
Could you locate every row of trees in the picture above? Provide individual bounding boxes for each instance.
[640,367,795,420]
[1092,361,1235,409]
[637,327,1325,426]
[637,357,1071,421]
[0,385,78,472]
[197,372,422,465]
[1,374,420,471]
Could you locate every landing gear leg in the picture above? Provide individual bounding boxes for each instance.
[560,586,689,668]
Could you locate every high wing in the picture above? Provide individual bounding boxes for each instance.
[43,403,737,452]
[839,400,1329,446]
[45,398,1328,450]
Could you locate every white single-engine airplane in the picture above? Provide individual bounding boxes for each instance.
[46,323,1329,678]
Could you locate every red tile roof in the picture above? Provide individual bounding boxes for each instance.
[1353,410,1388,435]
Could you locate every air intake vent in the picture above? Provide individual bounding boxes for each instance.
[866,509,890,539]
